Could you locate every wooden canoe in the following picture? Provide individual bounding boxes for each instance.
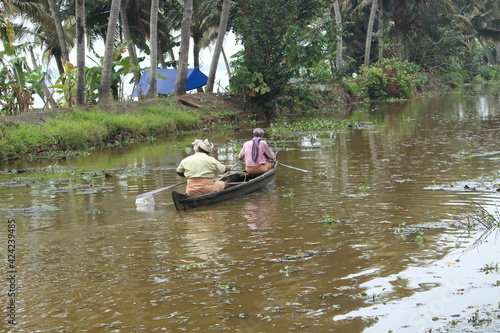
[172,162,278,211]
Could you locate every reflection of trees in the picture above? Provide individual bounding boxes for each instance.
[315,90,500,233]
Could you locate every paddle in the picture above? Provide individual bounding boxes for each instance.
[136,159,239,207]
[277,162,309,173]
[135,180,186,203]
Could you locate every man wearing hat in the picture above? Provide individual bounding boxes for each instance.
[176,139,231,196]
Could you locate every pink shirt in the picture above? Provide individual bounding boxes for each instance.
[238,138,276,166]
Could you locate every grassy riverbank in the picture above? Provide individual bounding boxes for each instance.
[0,94,254,162]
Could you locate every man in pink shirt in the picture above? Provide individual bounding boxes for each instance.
[238,128,276,174]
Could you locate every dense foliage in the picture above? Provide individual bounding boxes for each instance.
[0,0,499,115]
[348,59,426,100]
[231,0,324,106]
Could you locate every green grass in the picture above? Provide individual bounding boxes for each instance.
[0,100,222,161]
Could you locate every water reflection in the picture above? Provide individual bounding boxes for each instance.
[175,208,233,263]
[1,86,500,332]
[241,192,279,230]
[300,135,323,148]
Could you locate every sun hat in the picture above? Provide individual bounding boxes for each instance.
[192,139,214,153]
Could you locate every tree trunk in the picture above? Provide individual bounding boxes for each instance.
[496,43,500,64]
[147,0,160,98]
[222,47,231,80]
[76,0,86,105]
[169,49,177,68]
[47,0,69,69]
[477,37,494,65]
[175,0,193,96]
[206,0,231,93]
[99,0,122,104]
[29,46,57,108]
[159,40,167,69]
[55,56,65,75]
[333,0,343,69]
[120,2,141,90]
[192,34,203,92]
[364,0,377,67]
[377,0,384,60]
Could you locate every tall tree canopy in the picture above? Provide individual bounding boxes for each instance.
[1,0,500,112]
[232,0,324,104]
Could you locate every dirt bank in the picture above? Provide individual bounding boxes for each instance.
[0,93,258,125]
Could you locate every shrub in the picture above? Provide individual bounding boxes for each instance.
[275,85,325,112]
[355,59,426,100]
[477,65,500,81]
[359,66,388,100]
[435,63,467,87]
[342,78,366,99]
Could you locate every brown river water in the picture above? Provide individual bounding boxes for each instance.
[1,86,500,332]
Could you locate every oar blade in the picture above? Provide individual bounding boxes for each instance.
[135,195,155,207]
[278,162,309,173]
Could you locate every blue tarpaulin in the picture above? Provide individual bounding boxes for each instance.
[132,68,208,97]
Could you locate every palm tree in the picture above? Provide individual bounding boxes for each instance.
[76,0,85,105]
[382,0,457,61]
[147,0,160,98]
[456,0,500,64]
[99,0,122,104]
[377,0,384,60]
[4,0,72,76]
[47,0,70,65]
[28,45,57,108]
[190,0,220,91]
[175,0,193,95]
[364,0,377,66]
[206,0,231,92]
[157,0,184,68]
[332,0,343,69]
[120,1,141,87]
[2,1,65,108]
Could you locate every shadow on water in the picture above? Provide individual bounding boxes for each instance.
[1,85,500,332]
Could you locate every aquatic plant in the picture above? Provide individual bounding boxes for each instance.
[479,263,499,274]
[414,231,428,245]
[459,201,500,252]
[217,138,243,158]
[357,184,371,191]
[393,221,407,234]
[215,281,238,294]
[85,210,105,215]
[468,309,494,327]
[180,263,204,271]
[359,287,386,303]
[268,118,358,138]
[0,204,60,215]
[321,216,337,226]
[393,221,427,244]
[279,266,293,277]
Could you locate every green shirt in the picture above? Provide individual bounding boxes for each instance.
[176,152,226,178]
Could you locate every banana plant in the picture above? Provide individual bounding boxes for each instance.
[50,62,77,107]
[0,40,46,115]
